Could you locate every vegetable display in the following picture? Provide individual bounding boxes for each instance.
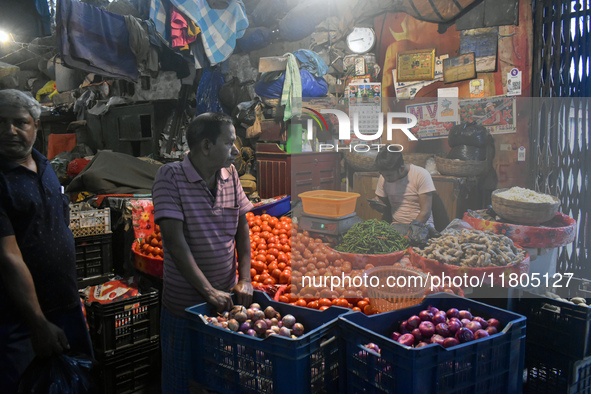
[390,305,500,349]
[134,224,163,259]
[412,229,526,267]
[544,291,589,307]
[203,303,305,339]
[334,219,409,255]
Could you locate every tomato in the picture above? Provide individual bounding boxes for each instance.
[263,277,276,286]
[318,298,333,307]
[278,295,290,303]
[267,248,279,257]
[335,298,349,308]
[271,268,282,280]
[251,225,261,233]
[254,254,266,262]
[318,305,330,311]
[267,262,278,272]
[357,300,369,309]
[269,217,279,228]
[261,214,271,222]
[265,254,276,264]
[295,299,307,307]
[281,244,291,253]
[246,212,254,220]
[306,301,319,309]
[279,269,291,284]
[262,225,272,233]
[363,305,376,315]
[252,261,266,274]
[257,243,268,251]
[277,253,288,264]
[250,268,257,278]
[277,262,286,271]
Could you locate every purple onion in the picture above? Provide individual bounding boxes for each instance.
[458,310,473,320]
[407,315,421,329]
[411,328,423,342]
[487,318,500,328]
[246,308,256,320]
[485,326,498,335]
[474,329,490,339]
[246,329,257,337]
[281,314,296,329]
[435,323,451,337]
[398,333,415,346]
[446,308,460,319]
[419,310,434,322]
[249,303,261,310]
[416,342,430,348]
[447,319,461,334]
[428,306,440,315]
[254,320,268,335]
[465,321,482,333]
[400,321,411,334]
[443,337,459,348]
[366,343,381,353]
[292,323,305,336]
[239,321,251,333]
[430,334,445,345]
[418,321,435,337]
[279,327,291,337]
[473,316,488,329]
[432,312,447,325]
[461,318,472,327]
[391,332,402,341]
[455,327,475,343]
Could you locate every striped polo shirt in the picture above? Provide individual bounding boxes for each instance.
[153,157,253,317]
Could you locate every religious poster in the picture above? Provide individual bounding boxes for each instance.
[458,96,516,134]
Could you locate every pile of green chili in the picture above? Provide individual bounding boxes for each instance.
[334,219,409,254]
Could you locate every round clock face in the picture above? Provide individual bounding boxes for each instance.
[346,27,376,54]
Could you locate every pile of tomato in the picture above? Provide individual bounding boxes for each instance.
[135,224,163,259]
[247,212,292,287]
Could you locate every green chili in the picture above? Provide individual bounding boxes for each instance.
[334,219,409,254]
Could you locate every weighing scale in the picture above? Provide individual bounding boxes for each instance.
[298,212,363,245]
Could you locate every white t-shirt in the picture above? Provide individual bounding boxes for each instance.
[375,164,436,225]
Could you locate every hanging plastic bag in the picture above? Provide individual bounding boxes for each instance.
[17,353,96,394]
[254,68,327,98]
[195,68,226,115]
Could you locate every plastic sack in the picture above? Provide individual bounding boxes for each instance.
[408,220,440,248]
[255,68,328,98]
[447,123,488,148]
[195,68,225,115]
[17,353,96,394]
[446,145,486,161]
[293,49,328,77]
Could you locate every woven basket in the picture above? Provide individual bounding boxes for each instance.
[491,188,560,225]
[435,156,488,177]
[403,153,436,168]
[343,150,378,172]
[365,266,429,312]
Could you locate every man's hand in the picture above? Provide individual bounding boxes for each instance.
[368,199,387,213]
[207,289,233,313]
[29,318,70,358]
[232,279,253,307]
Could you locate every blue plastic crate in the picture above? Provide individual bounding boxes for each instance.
[250,195,290,217]
[186,290,350,394]
[511,277,591,360]
[525,345,591,394]
[339,293,526,394]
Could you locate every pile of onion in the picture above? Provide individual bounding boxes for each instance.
[204,303,305,339]
[392,306,501,349]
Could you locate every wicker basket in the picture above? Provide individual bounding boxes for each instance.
[491,188,560,225]
[365,266,429,312]
[403,153,436,168]
[343,150,378,172]
[435,156,488,177]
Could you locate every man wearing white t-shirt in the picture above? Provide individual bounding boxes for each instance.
[370,150,436,236]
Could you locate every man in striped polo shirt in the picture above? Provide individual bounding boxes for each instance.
[153,112,253,394]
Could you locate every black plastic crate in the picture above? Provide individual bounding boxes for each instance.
[98,339,160,394]
[86,288,160,357]
[512,277,591,359]
[75,234,114,288]
[525,345,591,394]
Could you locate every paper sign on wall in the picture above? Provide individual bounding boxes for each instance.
[470,79,485,98]
[507,68,522,96]
[437,87,459,123]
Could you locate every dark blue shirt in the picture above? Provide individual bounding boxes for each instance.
[0,149,79,315]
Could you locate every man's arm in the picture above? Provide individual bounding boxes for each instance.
[232,214,253,307]
[415,193,433,223]
[0,236,69,357]
[158,218,233,312]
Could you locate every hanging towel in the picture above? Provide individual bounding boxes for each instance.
[281,53,302,121]
[57,0,139,82]
[149,0,169,39]
[169,0,248,65]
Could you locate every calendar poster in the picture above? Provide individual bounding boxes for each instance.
[348,82,382,141]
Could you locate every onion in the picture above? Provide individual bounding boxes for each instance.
[455,327,475,343]
[391,332,402,341]
[432,312,447,325]
[246,308,256,320]
[264,319,273,329]
[221,321,228,329]
[428,306,440,315]
[487,318,500,328]
[418,321,435,337]
[265,329,276,338]
[398,333,415,346]
[446,308,460,319]
[246,329,257,337]
[221,311,230,320]
[254,320,268,335]
[419,310,434,322]
[461,318,472,327]
[264,306,277,319]
[400,321,411,334]
[411,328,423,342]
[485,326,498,335]
[230,305,247,320]
[474,329,490,339]
[250,303,261,310]
[447,319,461,334]
[407,315,421,329]
[282,314,296,329]
[270,318,279,327]
[366,343,381,353]
[465,321,482,333]
[435,323,450,337]
[292,323,305,336]
[239,321,251,333]
[472,316,488,329]
[443,337,459,348]
[430,334,445,345]
[279,327,291,337]
[415,342,429,348]
[271,326,281,334]
[234,312,247,324]
[458,310,473,320]
[253,310,265,321]
[227,319,239,332]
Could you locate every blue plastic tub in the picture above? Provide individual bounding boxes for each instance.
[250,195,290,217]
[186,290,350,394]
[339,293,526,394]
